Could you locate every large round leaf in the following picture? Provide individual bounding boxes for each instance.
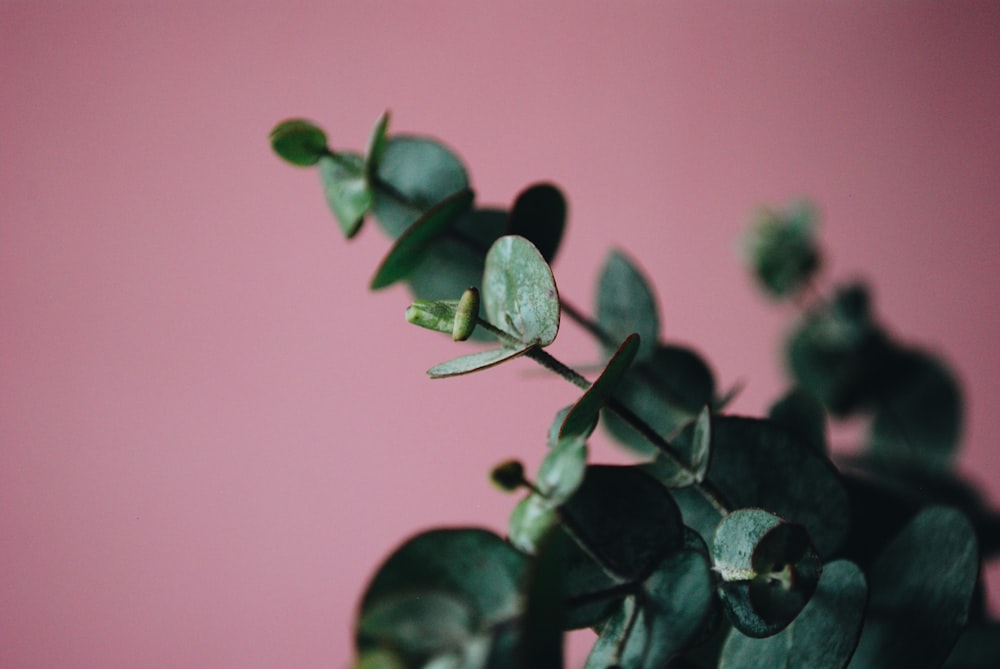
[371,135,470,238]
[358,528,526,626]
[482,235,560,347]
[506,182,567,264]
[666,416,849,559]
[721,560,867,669]
[562,465,684,580]
[847,506,978,669]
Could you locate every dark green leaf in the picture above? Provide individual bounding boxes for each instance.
[597,250,659,361]
[868,349,963,471]
[427,345,533,379]
[786,282,897,415]
[318,153,372,239]
[482,235,560,347]
[712,509,821,638]
[943,623,1000,668]
[359,528,526,628]
[668,416,849,559]
[269,118,328,167]
[364,111,390,173]
[769,387,827,455]
[507,183,567,264]
[721,560,867,669]
[585,549,715,668]
[562,465,684,580]
[371,189,475,290]
[357,589,479,660]
[560,334,640,440]
[558,526,622,630]
[641,405,712,488]
[847,507,978,669]
[548,404,596,447]
[520,533,566,668]
[371,135,470,238]
[602,343,716,456]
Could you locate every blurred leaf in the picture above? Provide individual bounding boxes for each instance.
[365,111,390,173]
[372,135,470,238]
[585,549,715,668]
[560,334,640,440]
[483,235,560,347]
[508,494,559,555]
[641,405,712,488]
[355,648,407,669]
[371,189,475,289]
[666,416,849,559]
[786,282,897,415]
[507,183,567,264]
[520,533,566,669]
[318,153,372,239]
[602,343,716,456]
[943,623,1000,668]
[548,404,595,447]
[537,435,588,505]
[868,349,963,471]
[558,526,622,630]
[563,465,684,580]
[358,589,479,661]
[270,118,328,166]
[712,509,821,638]
[739,200,821,299]
[720,560,867,669]
[597,249,659,361]
[769,387,827,455]
[427,344,533,379]
[847,507,978,669]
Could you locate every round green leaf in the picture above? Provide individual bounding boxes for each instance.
[669,416,849,559]
[585,549,715,668]
[602,343,716,456]
[847,507,979,669]
[506,182,567,264]
[596,249,659,361]
[740,200,821,299]
[427,344,533,379]
[721,560,868,669]
[357,589,479,660]
[371,135,470,238]
[713,509,821,638]
[269,118,328,166]
[318,153,372,239]
[371,189,475,290]
[359,528,527,627]
[560,333,640,440]
[482,235,560,347]
[562,465,684,580]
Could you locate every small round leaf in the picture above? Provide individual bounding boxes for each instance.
[318,153,372,238]
[482,235,560,347]
[269,118,328,166]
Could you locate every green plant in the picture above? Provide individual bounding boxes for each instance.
[270,114,1000,668]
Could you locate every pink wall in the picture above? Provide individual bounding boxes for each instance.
[2,2,998,667]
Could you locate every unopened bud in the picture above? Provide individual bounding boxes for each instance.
[490,460,526,492]
[452,287,480,341]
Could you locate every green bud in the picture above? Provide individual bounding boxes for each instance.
[269,119,328,167]
[452,287,480,341]
[490,460,526,492]
[405,299,460,334]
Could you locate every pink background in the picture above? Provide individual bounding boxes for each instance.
[2,2,999,667]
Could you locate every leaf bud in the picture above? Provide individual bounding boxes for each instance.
[452,287,480,341]
[490,460,526,492]
[405,299,460,334]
